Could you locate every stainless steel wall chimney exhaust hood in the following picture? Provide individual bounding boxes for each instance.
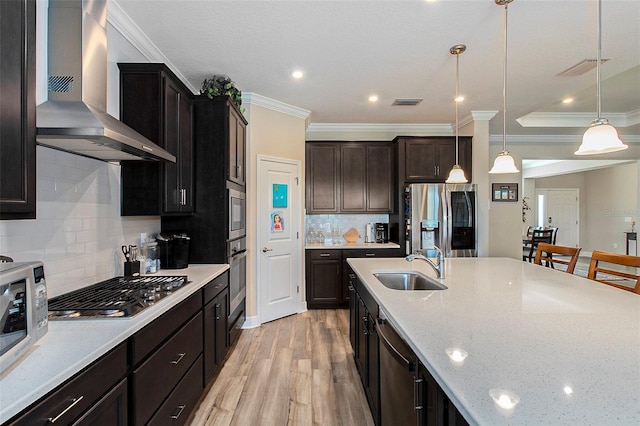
[36,0,175,163]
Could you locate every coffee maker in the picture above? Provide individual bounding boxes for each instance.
[375,223,389,243]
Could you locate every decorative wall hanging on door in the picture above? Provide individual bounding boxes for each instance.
[272,184,288,208]
[271,211,284,233]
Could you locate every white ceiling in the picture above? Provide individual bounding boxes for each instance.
[112,0,640,139]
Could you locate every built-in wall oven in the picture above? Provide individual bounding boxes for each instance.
[228,187,246,241]
[228,237,246,315]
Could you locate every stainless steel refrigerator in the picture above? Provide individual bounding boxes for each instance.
[408,183,477,257]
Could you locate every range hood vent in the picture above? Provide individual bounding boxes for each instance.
[36,0,175,163]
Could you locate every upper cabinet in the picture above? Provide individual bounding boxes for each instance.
[0,0,36,220]
[118,63,193,216]
[227,105,246,186]
[398,136,472,183]
[306,141,395,214]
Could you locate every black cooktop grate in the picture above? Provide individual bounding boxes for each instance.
[48,275,188,318]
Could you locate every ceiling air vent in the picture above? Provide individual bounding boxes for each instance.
[392,98,423,106]
[557,58,610,77]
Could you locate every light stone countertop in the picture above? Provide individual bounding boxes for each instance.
[305,242,400,249]
[347,256,640,426]
[0,264,229,424]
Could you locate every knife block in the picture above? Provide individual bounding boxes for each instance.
[124,261,140,276]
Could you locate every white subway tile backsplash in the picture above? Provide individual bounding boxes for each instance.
[1,146,160,296]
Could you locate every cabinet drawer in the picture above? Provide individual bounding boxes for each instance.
[131,291,202,365]
[344,249,399,258]
[203,272,228,305]
[147,355,204,426]
[9,344,127,426]
[133,312,203,426]
[308,249,342,260]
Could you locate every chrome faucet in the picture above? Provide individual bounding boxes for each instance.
[405,246,445,279]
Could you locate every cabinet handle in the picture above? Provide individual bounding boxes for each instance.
[319,253,331,257]
[365,253,375,257]
[348,285,354,291]
[215,303,221,320]
[362,316,369,335]
[170,352,186,365]
[414,376,424,411]
[170,405,186,420]
[48,396,84,423]
[181,189,187,205]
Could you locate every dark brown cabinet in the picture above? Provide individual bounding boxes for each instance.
[203,272,230,384]
[305,250,343,308]
[0,0,36,220]
[306,142,394,214]
[306,249,401,309]
[8,344,128,426]
[305,143,340,213]
[118,63,193,216]
[129,291,203,426]
[350,274,380,425]
[228,105,246,186]
[399,136,471,183]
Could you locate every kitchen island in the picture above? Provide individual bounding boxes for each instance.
[0,264,229,424]
[347,257,640,425]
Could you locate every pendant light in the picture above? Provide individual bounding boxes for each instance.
[446,44,468,184]
[575,0,627,155]
[489,0,519,174]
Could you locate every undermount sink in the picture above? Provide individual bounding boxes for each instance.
[373,271,448,291]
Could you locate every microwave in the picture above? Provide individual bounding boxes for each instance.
[0,261,48,374]
[228,187,246,240]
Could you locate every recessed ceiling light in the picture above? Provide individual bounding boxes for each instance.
[562,97,574,104]
[368,95,379,102]
[291,70,304,79]
[454,95,465,103]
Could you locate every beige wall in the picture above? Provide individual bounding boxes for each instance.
[244,102,308,324]
[526,162,638,255]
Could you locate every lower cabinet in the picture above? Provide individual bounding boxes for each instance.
[348,270,380,425]
[306,248,401,309]
[203,272,230,384]
[348,268,470,426]
[8,344,128,426]
[131,312,203,425]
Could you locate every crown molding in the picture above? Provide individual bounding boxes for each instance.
[306,123,453,135]
[108,0,198,94]
[489,134,640,144]
[242,93,310,120]
[471,110,499,121]
[516,111,636,128]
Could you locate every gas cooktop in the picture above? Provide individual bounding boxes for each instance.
[48,275,189,319]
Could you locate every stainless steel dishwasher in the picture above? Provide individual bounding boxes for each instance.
[377,308,420,425]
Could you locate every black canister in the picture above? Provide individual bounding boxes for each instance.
[157,233,190,269]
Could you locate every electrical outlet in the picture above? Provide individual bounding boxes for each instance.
[613,243,618,249]
[625,217,632,223]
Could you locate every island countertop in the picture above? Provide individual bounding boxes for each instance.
[347,257,640,425]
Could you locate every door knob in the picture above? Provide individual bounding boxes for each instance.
[262,247,273,252]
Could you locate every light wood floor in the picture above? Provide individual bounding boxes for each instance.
[189,309,375,426]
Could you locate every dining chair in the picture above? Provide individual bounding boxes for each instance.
[587,250,640,294]
[522,229,554,262]
[547,226,559,244]
[533,243,581,274]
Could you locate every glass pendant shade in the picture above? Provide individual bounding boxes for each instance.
[446,164,468,183]
[489,151,519,174]
[576,118,628,155]
[577,0,627,155]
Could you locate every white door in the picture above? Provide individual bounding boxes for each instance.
[536,189,579,247]
[258,156,302,323]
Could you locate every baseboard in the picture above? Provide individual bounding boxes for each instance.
[242,315,261,329]
[298,301,308,313]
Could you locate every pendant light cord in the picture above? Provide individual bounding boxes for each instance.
[455,52,460,164]
[502,1,509,153]
[596,0,602,118]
